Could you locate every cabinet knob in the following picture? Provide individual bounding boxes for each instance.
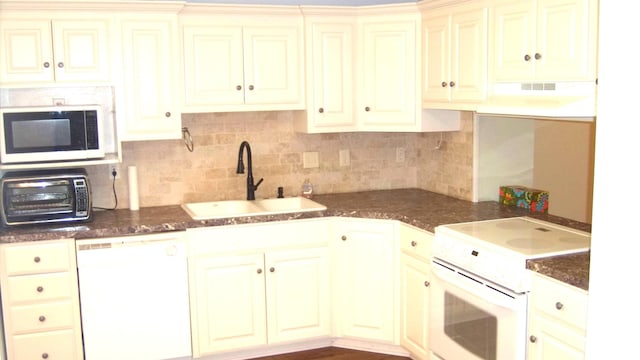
[34,256,41,263]
[411,241,417,247]
[424,281,430,287]
[57,62,64,68]
[43,62,50,68]
[441,81,447,87]
[529,335,537,343]
[524,54,531,61]
[165,112,171,117]
[42,353,49,359]
[269,267,275,273]
[39,315,46,322]
[449,81,455,87]
[257,268,263,274]
[236,85,242,91]
[364,106,370,112]
[555,301,564,310]
[37,286,44,293]
[535,53,542,60]
[341,235,347,241]
[248,85,254,90]
[318,107,324,113]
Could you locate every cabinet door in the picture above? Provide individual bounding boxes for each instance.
[400,253,430,360]
[243,26,303,107]
[334,219,396,342]
[265,246,330,343]
[303,21,357,132]
[450,7,487,102]
[182,25,245,108]
[119,16,180,141]
[51,20,110,82]
[492,0,536,82]
[0,20,54,83]
[423,14,451,103]
[527,314,586,360]
[534,0,592,81]
[360,19,417,130]
[192,253,267,355]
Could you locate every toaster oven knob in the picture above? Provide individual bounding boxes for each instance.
[529,335,537,343]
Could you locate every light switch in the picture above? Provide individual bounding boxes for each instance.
[303,151,319,168]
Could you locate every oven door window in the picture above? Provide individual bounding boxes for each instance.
[444,291,497,360]
[4,181,73,217]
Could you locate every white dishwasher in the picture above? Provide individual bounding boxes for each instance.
[76,232,192,360]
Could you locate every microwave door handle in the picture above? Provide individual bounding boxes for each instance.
[432,262,523,310]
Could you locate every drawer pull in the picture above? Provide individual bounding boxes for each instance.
[424,281,430,287]
[42,353,49,359]
[555,301,564,310]
[37,286,44,293]
[39,315,46,322]
[257,268,263,274]
[411,241,417,247]
[341,235,347,241]
[270,267,275,273]
[529,335,537,343]
[34,256,41,263]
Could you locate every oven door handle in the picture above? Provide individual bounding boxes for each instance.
[432,260,524,310]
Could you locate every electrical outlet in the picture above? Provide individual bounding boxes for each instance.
[303,152,319,169]
[108,164,121,179]
[339,149,350,167]
[396,147,406,163]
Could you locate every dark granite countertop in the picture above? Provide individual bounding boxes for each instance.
[0,188,590,290]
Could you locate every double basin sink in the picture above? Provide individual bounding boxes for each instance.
[182,196,327,220]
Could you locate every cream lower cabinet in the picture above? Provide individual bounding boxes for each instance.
[333,218,397,343]
[187,220,330,357]
[399,224,433,360]
[0,239,83,360]
[527,272,588,360]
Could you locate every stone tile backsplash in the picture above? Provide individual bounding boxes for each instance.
[86,111,474,209]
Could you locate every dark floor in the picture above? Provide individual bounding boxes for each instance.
[249,347,411,360]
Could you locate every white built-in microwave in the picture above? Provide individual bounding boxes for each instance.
[0,105,105,164]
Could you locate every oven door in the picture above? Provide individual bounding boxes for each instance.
[429,259,528,360]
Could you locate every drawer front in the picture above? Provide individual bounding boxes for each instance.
[11,329,80,360]
[399,225,433,261]
[6,272,73,304]
[2,241,71,275]
[9,301,75,334]
[531,273,588,330]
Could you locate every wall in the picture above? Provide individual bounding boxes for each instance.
[87,111,475,209]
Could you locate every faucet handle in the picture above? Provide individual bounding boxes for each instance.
[254,178,264,190]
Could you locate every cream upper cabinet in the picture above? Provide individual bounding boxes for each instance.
[358,15,418,131]
[399,224,433,360]
[527,272,588,360]
[333,218,397,343]
[116,12,181,141]
[0,17,111,85]
[187,219,330,357]
[299,15,358,133]
[181,6,304,113]
[422,2,488,109]
[490,0,597,82]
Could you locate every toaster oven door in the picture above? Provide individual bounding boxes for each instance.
[2,179,76,224]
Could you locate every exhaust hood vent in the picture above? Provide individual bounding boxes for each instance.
[477,81,596,121]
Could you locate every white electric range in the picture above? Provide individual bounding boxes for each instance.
[429,216,591,360]
[433,216,591,293]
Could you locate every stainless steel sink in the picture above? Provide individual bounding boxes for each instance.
[181,197,327,220]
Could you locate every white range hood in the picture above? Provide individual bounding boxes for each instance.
[476,81,597,121]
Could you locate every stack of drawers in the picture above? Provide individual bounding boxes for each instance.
[0,239,83,360]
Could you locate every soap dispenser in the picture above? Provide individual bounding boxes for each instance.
[301,178,313,199]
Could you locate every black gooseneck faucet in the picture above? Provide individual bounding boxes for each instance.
[237,141,263,200]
